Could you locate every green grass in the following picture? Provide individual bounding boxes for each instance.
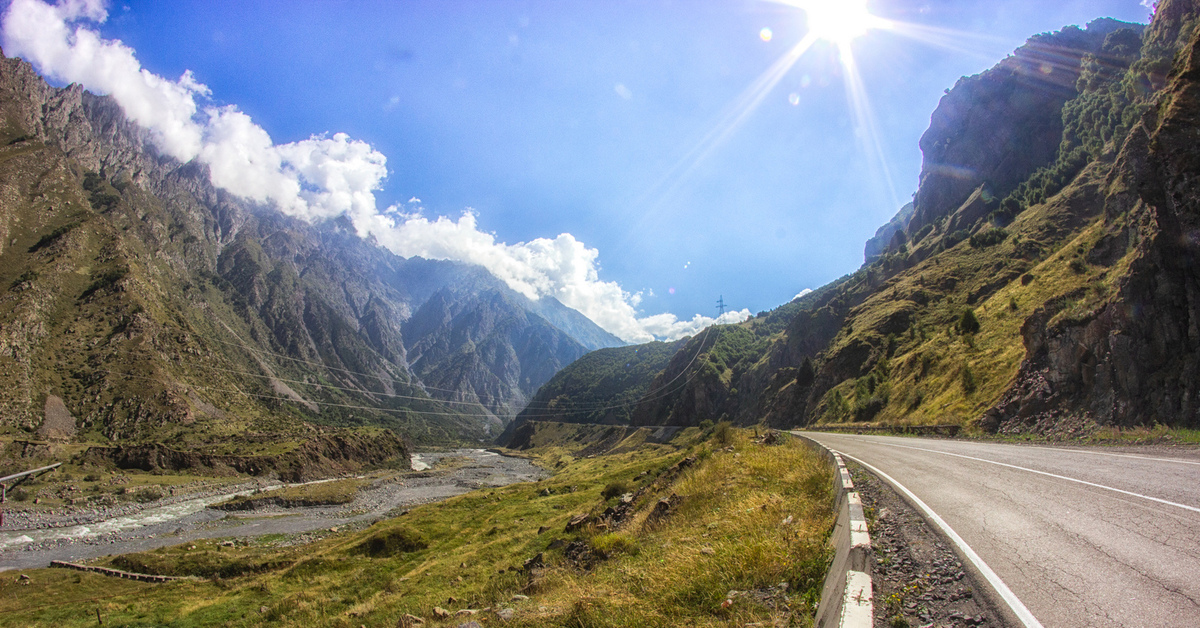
[211,477,366,510]
[0,428,836,627]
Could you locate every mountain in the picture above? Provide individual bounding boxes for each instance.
[504,340,685,428]
[0,47,623,466]
[507,3,1200,439]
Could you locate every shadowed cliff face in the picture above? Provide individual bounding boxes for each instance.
[907,19,1139,239]
[0,50,620,452]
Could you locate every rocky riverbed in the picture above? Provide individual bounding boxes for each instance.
[0,449,545,571]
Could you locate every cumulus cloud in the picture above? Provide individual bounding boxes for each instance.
[361,210,714,343]
[1,0,744,344]
[793,288,813,301]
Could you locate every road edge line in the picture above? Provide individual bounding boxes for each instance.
[834,449,1045,628]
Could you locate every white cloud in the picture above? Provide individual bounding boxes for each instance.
[3,0,205,160]
[1,0,744,345]
[639,309,752,341]
[793,288,813,301]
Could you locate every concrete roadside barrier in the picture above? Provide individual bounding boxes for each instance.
[793,433,872,628]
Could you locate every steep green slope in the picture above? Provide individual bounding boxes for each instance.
[509,340,685,426]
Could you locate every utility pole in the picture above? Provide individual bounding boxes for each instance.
[716,295,728,317]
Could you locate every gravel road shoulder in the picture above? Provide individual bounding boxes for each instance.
[846,461,1009,628]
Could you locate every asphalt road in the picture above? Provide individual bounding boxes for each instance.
[798,432,1200,628]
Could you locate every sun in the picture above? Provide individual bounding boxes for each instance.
[801,0,876,45]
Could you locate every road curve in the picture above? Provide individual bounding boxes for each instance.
[798,432,1200,628]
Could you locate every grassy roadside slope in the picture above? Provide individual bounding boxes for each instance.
[1,427,834,628]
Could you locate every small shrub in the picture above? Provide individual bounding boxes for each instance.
[855,396,886,422]
[911,224,934,244]
[1009,296,1019,311]
[27,222,80,253]
[795,357,816,387]
[918,353,934,379]
[943,229,970,247]
[79,267,129,300]
[134,487,163,503]
[358,527,428,557]
[1070,258,1088,274]
[8,488,29,502]
[1021,273,1035,285]
[591,533,639,558]
[961,363,977,394]
[969,227,1008,248]
[712,421,734,446]
[959,309,981,334]
[83,473,102,482]
[601,480,631,500]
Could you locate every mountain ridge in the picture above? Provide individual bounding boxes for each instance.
[505,4,1200,441]
[0,48,622,472]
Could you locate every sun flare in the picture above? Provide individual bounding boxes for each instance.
[802,0,875,44]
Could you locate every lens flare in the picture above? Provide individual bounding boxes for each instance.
[631,0,1012,225]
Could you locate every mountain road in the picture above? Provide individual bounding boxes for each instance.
[796,432,1200,628]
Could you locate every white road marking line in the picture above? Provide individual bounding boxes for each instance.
[1027,445,1200,466]
[881,442,1200,514]
[832,449,1045,628]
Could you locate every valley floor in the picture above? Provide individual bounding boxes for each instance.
[1,449,545,572]
[0,427,836,627]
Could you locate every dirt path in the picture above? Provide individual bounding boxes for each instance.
[0,449,545,571]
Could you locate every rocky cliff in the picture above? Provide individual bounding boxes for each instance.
[990,5,1200,430]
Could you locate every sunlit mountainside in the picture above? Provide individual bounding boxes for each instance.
[0,48,627,472]
[511,2,1200,439]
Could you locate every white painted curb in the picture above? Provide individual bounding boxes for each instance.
[795,435,873,628]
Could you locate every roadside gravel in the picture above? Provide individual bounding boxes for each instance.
[846,461,1008,628]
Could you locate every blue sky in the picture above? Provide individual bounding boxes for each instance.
[2,0,1154,342]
